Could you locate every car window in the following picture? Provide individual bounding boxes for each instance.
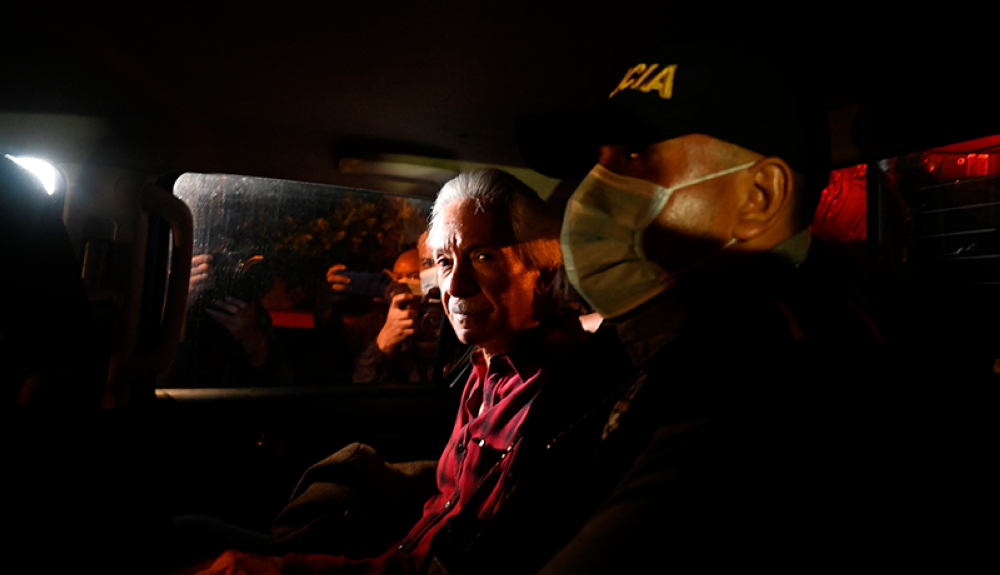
[166,172,441,388]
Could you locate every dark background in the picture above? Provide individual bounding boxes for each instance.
[4,4,998,572]
[4,3,997,182]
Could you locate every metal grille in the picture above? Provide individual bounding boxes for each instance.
[879,142,1000,289]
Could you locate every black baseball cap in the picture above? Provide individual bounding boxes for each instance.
[517,43,830,186]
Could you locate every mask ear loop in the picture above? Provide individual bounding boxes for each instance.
[634,161,756,264]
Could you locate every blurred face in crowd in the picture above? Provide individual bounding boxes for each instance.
[417,231,434,274]
[391,248,420,282]
[417,230,441,300]
[430,199,541,356]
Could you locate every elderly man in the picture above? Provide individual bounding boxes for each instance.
[189,168,578,574]
[424,43,899,573]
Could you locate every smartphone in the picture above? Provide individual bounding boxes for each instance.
[338,270,393,300]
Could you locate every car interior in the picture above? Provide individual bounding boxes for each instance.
[3,4,998,571]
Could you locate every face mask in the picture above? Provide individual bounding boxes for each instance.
[419,267,440,299]
[561,162,752,319]
[401,277,422,296]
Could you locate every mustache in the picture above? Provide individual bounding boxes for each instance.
[448,298,492,315]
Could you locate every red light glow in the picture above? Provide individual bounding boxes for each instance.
[812,164,867,243]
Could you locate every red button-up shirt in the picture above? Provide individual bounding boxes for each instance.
[281,318,580,575]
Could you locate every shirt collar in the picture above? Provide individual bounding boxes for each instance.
[470,313,583,382]
[769,228,811,266]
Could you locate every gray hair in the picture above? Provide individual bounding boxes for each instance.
[428,168,561,272]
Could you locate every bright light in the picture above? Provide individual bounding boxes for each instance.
[5,155,59,195]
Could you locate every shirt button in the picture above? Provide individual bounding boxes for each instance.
[444,500,451,509]
[398,544,405,551]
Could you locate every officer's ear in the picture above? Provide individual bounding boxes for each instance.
[732,157,793,242]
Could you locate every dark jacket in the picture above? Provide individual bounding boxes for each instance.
[425,249,926,574]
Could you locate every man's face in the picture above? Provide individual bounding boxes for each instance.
[597,134,744,273]
[391,249,420,282]
[417,231,434,274]
[417,230,441,299]
[431,199,540,355]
